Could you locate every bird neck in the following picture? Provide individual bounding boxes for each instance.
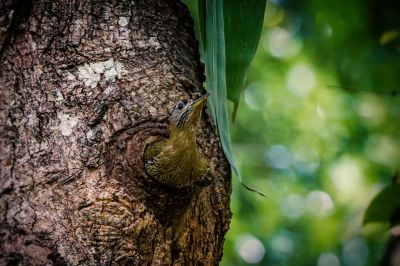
[168,125,197,151]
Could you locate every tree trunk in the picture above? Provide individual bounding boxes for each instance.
[0,0,232,265]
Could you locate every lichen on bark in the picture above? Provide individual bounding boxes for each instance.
[0,0,231,265]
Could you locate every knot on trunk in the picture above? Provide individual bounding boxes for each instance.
[105,122,198,211]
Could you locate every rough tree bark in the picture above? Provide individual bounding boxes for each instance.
[0,0,232,265]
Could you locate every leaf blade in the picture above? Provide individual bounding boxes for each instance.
[205,0,265,197]
[224,0,267,120]
[363,185,400,226]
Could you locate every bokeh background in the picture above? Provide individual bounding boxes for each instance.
[221,0,400,265]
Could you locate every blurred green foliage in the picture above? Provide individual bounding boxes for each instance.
[221,0,400,265]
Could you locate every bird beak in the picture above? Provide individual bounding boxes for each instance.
[191,92,209,110]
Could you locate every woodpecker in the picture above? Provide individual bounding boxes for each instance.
[145,93,213,188]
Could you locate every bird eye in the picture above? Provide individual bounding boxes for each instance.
[177,101,186,110]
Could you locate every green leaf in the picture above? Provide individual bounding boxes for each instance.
[224,0,267,120]
[363,185,400,226]
[390,207,400,227]
[205,0,265,197]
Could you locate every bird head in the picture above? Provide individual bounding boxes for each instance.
[170,93,209,131]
